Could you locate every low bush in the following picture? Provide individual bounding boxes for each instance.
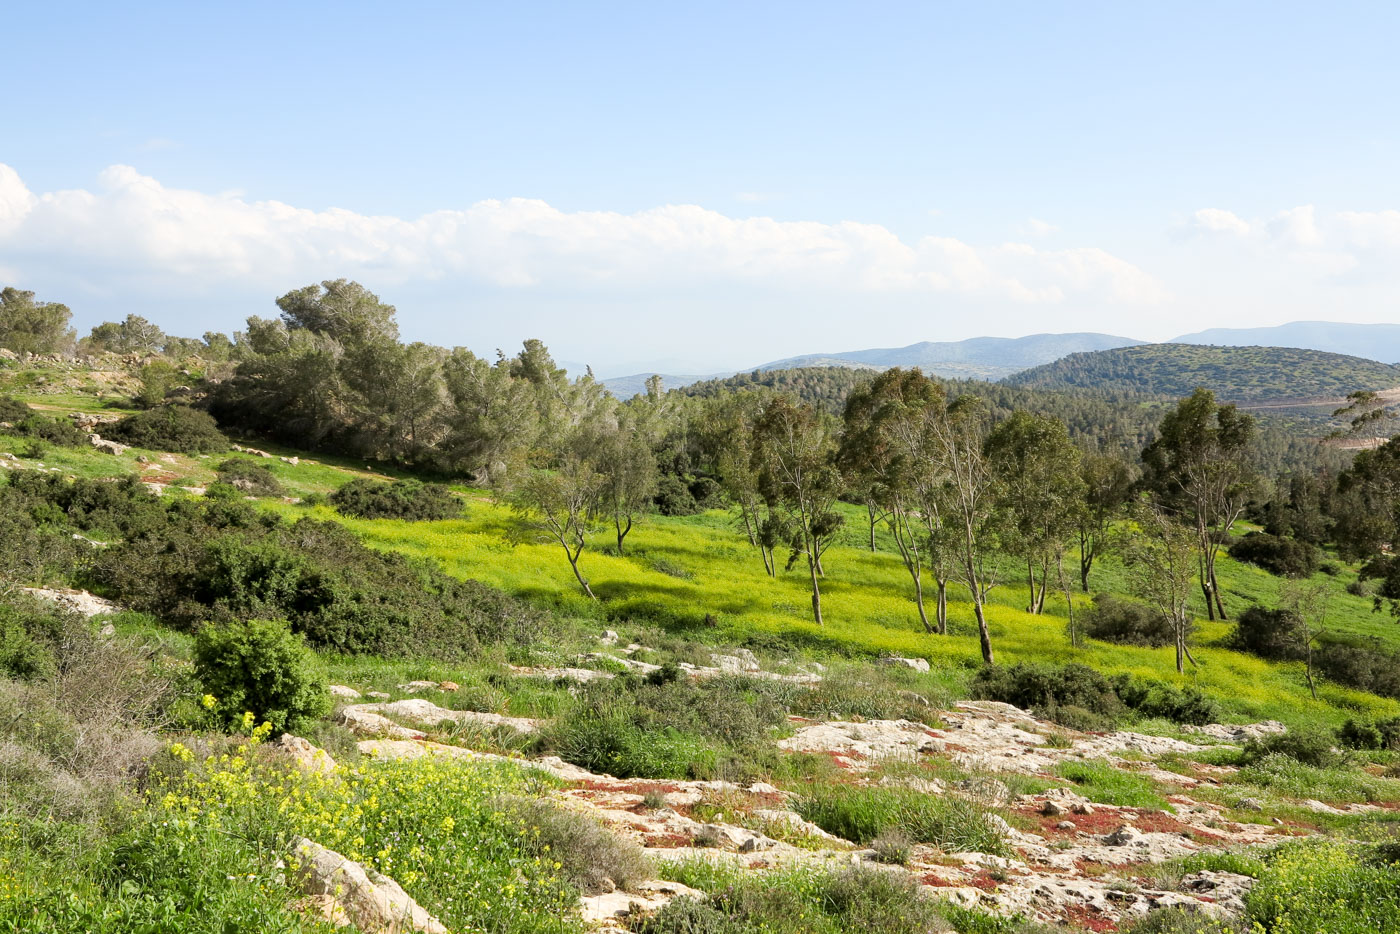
[1241,727,1340,768]
[644,864,954,934]
[794,784,1007,854]
[653,474,700,516]
[1231,607,1304,661]
[193,618,331,733]
[1083,593,1174,647]
[330,477,462,520]
[1111,676,1221,726]
[1337,717,1400,751]
[12,414,88,447]
[215,458,284,496]
[1315,642,1400,700]
[495,796,649,895]
[790,665,944,725]
[1230,532,1320,578]
[106,404,228,453]
[0,394,31,422]
[971,662,1123,724]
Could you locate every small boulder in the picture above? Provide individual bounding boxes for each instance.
[1041,800,1066,817]
[330,685,363,700]
[1237,797,1265,812]
[879,656,931,673]
[290,837,447,934]
[273,734,337,775]
[438,681,460,692]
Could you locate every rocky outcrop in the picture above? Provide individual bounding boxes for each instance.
[22,587,122,618]
[289,837,447,934]
[273,734,336,775]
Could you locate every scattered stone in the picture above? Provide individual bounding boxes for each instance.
[510,665,616,683]
[600,630,620,645]
[1185,721,1287,743]
[579,879,706,926]
[289,837,447,934]
[1056,820,1077,831]
[366,691,391,700]
[438,681,460,692]
[711,651,760,673]
[879,655,931,673]
[329,685,363,700]
[273,734,337,775]
[1041,800,1066,817]
[359,698,539,735]
[398,681,441,694]
[22,587,123,618]
[1237,798,1265,812]
[337,706,426,741]
[1179,870,1256,916]
[1072,802,1095,816]
[1104,825,1142,847]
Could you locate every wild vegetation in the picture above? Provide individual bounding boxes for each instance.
[2,281,1400,932]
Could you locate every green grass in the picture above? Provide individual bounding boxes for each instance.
[792,784,1008,854]
[1053,759,1174,810]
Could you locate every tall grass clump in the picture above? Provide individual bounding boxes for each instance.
[793,784,1006,855]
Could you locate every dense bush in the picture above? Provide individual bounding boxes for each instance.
[1241,727,1340,768]
[494,796,649,895]
[653,474,700,516]
[215,458,283,496]
[1230,532,1320,578]
[106,404,228,453]
[193,618,330,733]
[329,477,462,520]
[11,413,88,447]
[1337,717,1400,751]
[539,675,785,780]
[970,663,1123,724]
[1082,593,1174,647]
[1111,675,1221,725]
[0,394,32,422]
[1315,642,1400,700]
[1231,606,1305,661]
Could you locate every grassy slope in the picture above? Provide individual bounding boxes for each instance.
[270,493,1400,729]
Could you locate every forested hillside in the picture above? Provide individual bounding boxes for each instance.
[1007,343,1400,403]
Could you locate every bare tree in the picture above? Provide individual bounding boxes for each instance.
[1281,579,1330,701]
[509,459,601,599]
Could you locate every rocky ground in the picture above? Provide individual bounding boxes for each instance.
[283,646,1367,934]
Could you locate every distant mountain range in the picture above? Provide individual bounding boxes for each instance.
[600,322,1400,398]
[601,332,1143,396]
[1171,321,1400,364]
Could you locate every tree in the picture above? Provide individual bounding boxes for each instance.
[985,411,1085,614]
[1077,452,1136,591]
[1123,504,1198,674]
[1280,579,1330,701]
[585,408,658,555]
[751,397,843,624]
[510,458,602,599]
[440,348,539,484]
[275,279,399,347]
[84,314,165,355]
[929,395,1000,662]
[0,287,75,355]
[840,368,949,633]
[1141,389,1257,620]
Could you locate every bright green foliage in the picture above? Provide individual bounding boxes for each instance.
[793,784,1008,854]
[193,619,330,732]
[1053,759,1172,809]
[1247,841,1400,934]
[106,405,229,454]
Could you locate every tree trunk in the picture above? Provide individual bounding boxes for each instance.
[808,553,823,625]
[1200,575,1216,621]
[936,579,948,635]
[616,514,631,556]
[1210,564,1227,620]
[1079,531,1094,592]
[567,552,596,600]
[1026,556,1037,613]
[913,574,932,633]
[867,502,878,552]
[1306,643,1318,700]
[973,596,994,664]
[1175,633,1184,674]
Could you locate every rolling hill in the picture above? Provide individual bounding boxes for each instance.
[1005,343,1400,404]
[602,331,1143,396]
[1173,321,1400,365]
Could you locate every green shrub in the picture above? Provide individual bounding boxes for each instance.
[794,784,1007,854]
[1241,727,1340,768]
[1315,642,1400,700]
[1123,907,1239,934]
[495,796,649,895]
[791,666,944,725]
[215,458,284,496]
[1111,676,1221,726]
[970,662,1123,724]
[106,404,228,454]
[1337,718,1384,751]
[1083,593,1174,647]
[1230,532,1320,578]
[0,394,31,422]
[329,478,462,520]
[193,618,330,733]
[653,474,700,516]
[1246,841,1400,934]
[1232,606,1305,661]
[12,414,88,447]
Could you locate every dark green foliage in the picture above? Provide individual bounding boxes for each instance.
[1336,718,1390,751]
[1008,343,1400,404]
[1083,593,1174,647]
[215,458,283,496]
[1231,606,1305,661]
[8,413,88,447]
[654,474,701,516]
[8,472,168,538]
[1241,727,1341,768]
[1110,676,1221,725]
[1314,642,1400,699]
[193,618,331,732]
[0,597,73,680]
[329,477,461,520]
[970,663,1123,723]
[0,394,32,422]
[106,404,228,454]
[494,796,650,895]
[1229,532,1320,578]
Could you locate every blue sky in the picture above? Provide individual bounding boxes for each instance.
[5,2,1400,375]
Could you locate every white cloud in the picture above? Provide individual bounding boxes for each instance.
[1191,208,1251,236]
[0,164,1164,308]
[1020,218,1059,237]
